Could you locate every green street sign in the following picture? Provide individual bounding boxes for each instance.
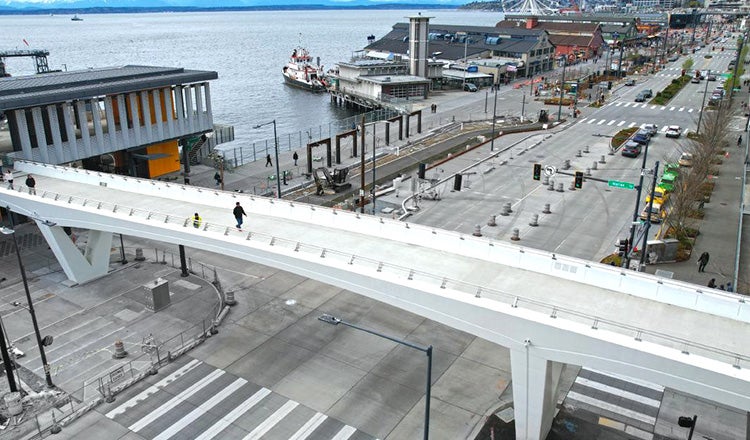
[608,180,635,190]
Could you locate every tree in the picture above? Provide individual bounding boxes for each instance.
[682,58,694,72]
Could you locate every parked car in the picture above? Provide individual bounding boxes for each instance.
[624,79,636,86]
[678,152,694,167]
[665,125,682,138]
[641,123,659,136]
[621,141,642,157]
[659,172,679,192]
[632,133,650,146]
[640,202,665,223]
[464,83,478,92]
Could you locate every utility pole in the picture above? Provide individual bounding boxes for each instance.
[491,88,499,151]
[639,161,660,270]
[730,34,745,100]
[626,141,651,268]
[557,57,567,121]
[359,115,366,214]
[697,69,711,134]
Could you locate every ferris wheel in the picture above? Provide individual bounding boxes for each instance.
[502,0,566,15]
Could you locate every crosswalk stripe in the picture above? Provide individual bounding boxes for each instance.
[331,425,357,440]
[607,120,615,125]
[129,369,225,432]
[670,106,676,111]
[615,102,623,107]
[679,107,685,111]
[628,122,636,127]
[193,387,272,440]
[597,119,606,125]
[289,412,328,440]
[650,105,657,110]
[585,368,664,392]
[641,104,647,108]
[152,378,247,440]
[566,391,656,425]
[688,109,694,113]
[587,119,596,124]
[242,400,299,440]
[617,121,625,126]
[661,106,666,110]
[575,377,661,407]
[623,102,632,107]
[106,359,202,419]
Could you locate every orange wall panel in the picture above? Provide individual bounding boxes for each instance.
[146,140,180,178]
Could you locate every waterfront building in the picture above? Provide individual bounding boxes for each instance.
[0,65,231,178]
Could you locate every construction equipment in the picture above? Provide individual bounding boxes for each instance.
[313,167,351,195]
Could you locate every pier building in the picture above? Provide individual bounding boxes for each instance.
[0,65,229,179]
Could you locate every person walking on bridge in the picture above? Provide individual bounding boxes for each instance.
[3,169,13,190]
[192,213,202,229]
[233,202,247,231]
[265,154,272,167]
[25,174,36,195]
[698,251,710,272]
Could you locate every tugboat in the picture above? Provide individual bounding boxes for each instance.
[71,15,83,21]
[282,47,328,92]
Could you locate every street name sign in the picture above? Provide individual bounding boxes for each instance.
[608,180,635,190]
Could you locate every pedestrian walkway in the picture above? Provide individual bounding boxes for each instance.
[103,357,375,440]
[562,368,664,440]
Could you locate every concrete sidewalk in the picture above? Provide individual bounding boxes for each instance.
[0,225,223,439]
[644,107,747,294]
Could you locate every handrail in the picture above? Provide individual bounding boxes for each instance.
[8,183,750,371]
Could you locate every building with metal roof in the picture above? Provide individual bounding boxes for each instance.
[0,65,221,179]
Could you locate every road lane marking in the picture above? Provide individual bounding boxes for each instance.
[628,122,636,127]
[575,377,661,407]
[331,425,357,440]
[242,400,299,440]
[587,119,596,124]
[670,106,676,111]
[597,119,606,125]
[586,368,664,392]
[607,120,615,125]
[193,388,272,440]
[106,359,202,419]
[617,121,625,126]
[679,107,685,111]
[153,377,247,440]
[289,413,328,440]
[129,369,224,432]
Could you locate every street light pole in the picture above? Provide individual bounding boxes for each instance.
[557,57,567,121]
[490,88,499,152]
[253,120,282,199]
[0,316,17,392]
[697,69,711,135]
[2,212,53,388]
[318,314,432,440]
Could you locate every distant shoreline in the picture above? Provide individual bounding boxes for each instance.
[0,4,464,16]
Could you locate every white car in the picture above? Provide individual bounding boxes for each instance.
[665,125,682,138]
[640,123,658,136]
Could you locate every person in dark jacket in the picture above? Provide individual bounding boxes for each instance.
[233,202,247,230]
[25,174,36,195]
[698,252,710,272]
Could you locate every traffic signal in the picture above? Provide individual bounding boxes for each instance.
[533,163,542,180]
[617,238,629,256]
[574,171,584,188]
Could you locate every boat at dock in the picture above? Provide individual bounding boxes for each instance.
[282,47,328,92]
[71,15,83,21]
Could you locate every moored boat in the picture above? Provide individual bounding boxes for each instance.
[282,47,328,92]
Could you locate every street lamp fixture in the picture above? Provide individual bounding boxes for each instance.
[253,120,282,199]
[318,313,432,440]
[1,214,55,388]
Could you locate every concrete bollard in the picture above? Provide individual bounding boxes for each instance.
[473,225,482,237]
[505,202,513,213]
[542,203,551,214]
[113,340,127,359]
[592,161,598,170]
[556,183,564,192]
[500,205,510,216]
[583,145,590,153]
[4,392,22,416]
[585,167,592,176]
[599,155,606,164]
[569,180,576,191]
[50,412,62,434]
[510,228,521,241]
[488,215,497,227]
[529,214,539,227]
[547,180,555,191]
[105,384,115,403]
[576,150,582,157]
[542,175,549,185]
[134,248,145,262]
[225,291,237,306]
[563,159,570,170]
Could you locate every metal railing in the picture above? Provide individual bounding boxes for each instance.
[9,183,750,373]
[9,249,226,440]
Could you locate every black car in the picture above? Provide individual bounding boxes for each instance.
[621,141,642,158]
[624,79,636,86]
[642,89,653,98]
[634,92,647,102]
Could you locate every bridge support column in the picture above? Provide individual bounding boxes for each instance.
[510,347,563,440]
[38,226,112,284]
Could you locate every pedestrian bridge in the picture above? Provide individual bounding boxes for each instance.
[3,160,750,440]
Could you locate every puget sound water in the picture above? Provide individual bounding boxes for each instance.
[0,9,502,157]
